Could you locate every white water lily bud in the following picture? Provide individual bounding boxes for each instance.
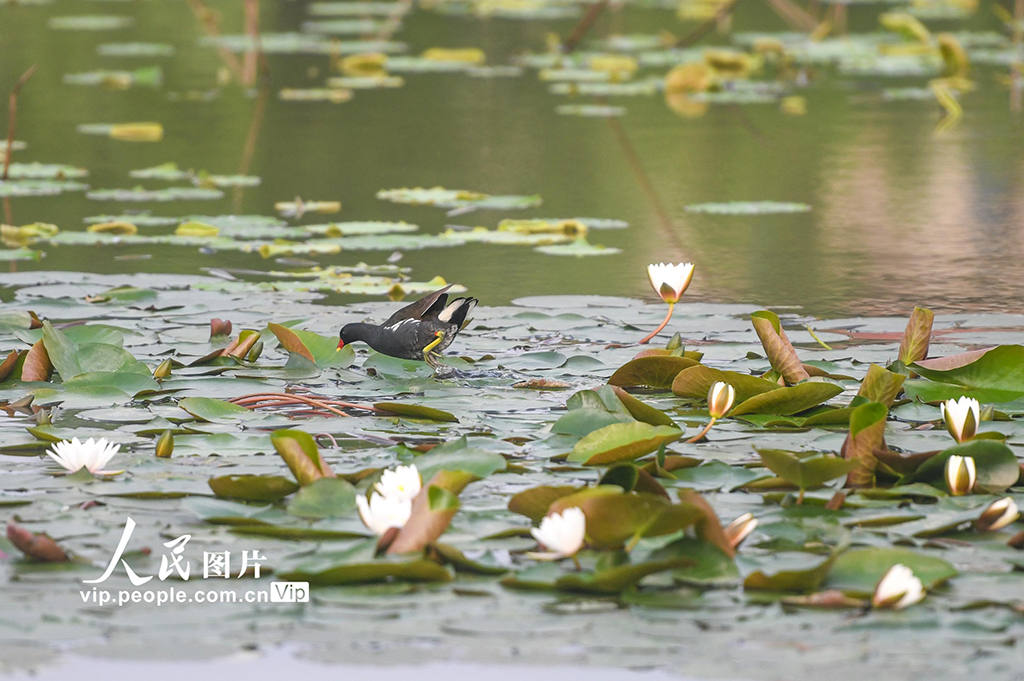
[940,396,980,443]
[529,507,586,559]
[707,381,736,419]
[872,563,926,610]
[647,262,695,304]
[975,497,1019,532]
[724,512,757,548]
[356,492,412,536]
[46,437,121,476]
[374,464,422,502]
[944,454,976,496]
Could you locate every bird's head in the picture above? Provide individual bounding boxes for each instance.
[337,324,356,351]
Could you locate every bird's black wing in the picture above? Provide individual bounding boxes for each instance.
[381,284,454,327]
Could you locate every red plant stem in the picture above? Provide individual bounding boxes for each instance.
[685,417,717,444]
[314,433,339,448]
[675,0,743,48]
[230,392,376,410]
[763,0,818,30]
[639,303,674,344]
[184,0,246,84]
[229,393,354,417]
[3,65,38,183]
[1013,0,1023,112]
[563,0,609,53]
[242,0,260,87]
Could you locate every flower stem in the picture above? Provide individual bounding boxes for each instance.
[572,555,582,571]
[639,303,674,344]
[685,417,717,444]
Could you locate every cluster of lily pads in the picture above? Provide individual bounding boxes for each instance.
[1,269,1020,612]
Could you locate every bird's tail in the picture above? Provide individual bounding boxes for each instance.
[438,297,478,328]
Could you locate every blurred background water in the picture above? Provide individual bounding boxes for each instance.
[1,0,1022,317]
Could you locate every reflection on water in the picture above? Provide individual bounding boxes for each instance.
[1,1,1022,317]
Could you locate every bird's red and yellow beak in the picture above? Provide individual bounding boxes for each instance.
[336,339,345,351]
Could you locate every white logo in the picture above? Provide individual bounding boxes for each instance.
[270,582,310,603]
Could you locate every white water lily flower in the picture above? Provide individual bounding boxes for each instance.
[647,262,695,304]
[941,396,980,443]
[724,512,758,548]
[529,507,586,559]
[374,464,422,502]
[707,381,736,419]
[944,454,976,496]
[872,564,926,610]
[356,492,412,536]
[46,437,121,475]
[975,497,1019,532]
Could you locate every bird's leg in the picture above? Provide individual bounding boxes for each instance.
[422,331,445,368]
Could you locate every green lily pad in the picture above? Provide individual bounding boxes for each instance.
[731,381,844,416]
[824,547,957,596]
[208,475,300,502]
[287,477,357,519]
[608,355,699,389]
[898,439,1020,493]
[756,449,859,490]
[567,422,684,465]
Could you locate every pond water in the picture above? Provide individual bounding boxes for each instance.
[2,0,1023,315]
[1,1,1023,680]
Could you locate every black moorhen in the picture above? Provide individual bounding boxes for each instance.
[337,284,477,366]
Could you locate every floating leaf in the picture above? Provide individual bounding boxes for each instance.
[740,551,836,592]
[208,475,299,502]
[508,485,578,523]
[178,397,252,423]
[685,201,811,214]
[608,355,699,389]
[287,478,357,518]
[268,323,355,368]
[899,439,1020,493]
[672,365,782,403]
[756,449,858,491]
[908,345,1024,403]
[374,402,458,422]
[279,540,451,585]
[824,547,956,596]
[730,381,843,416]
[410,437,507,481]
[567,422,684,466]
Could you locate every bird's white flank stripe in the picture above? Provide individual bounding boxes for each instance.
[384,318,418,332]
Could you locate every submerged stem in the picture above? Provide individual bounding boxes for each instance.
[639,303,674,344]
[3,65,37,183]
